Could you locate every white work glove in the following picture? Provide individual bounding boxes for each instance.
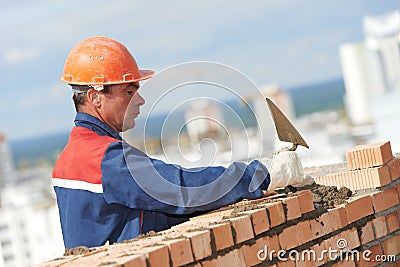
[261,150,314,191]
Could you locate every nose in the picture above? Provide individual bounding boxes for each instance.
[134,91,145,106]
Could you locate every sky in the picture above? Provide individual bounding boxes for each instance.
[0,0,399,141]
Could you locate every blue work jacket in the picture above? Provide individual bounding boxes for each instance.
[53,112,270,249]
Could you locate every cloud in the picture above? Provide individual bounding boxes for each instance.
[2,47,40,66]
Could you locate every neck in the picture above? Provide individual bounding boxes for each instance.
[78,106,120,134]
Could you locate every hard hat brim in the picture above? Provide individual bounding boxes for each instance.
[136,70,155,82]
[61,69,155,85]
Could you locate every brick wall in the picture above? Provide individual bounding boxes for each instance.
[37,141,400,267]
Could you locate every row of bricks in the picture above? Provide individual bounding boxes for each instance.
[42,183,399,267]
[278,234,400,267]
[360,211,400,244]
[195,227,400,267]
[200,195,400,267]
[200,184,400,267]
[196,141,400,267]
[344,184,400,223]
[314,157,400,190]
[161,182,398,264]
[141,185,398,266]
[317,141,400,190]
[346,141,393,171]
[280,184,400,248]
[38,190,315,267]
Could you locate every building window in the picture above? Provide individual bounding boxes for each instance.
[3,254,14,262]
[1,239,11,248]
[0,225,8,233]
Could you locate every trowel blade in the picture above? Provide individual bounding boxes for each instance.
[265,97,309,149]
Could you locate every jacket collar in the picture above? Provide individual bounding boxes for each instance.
[74,112,123,141]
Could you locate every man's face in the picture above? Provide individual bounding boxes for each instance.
[99,82,144,133]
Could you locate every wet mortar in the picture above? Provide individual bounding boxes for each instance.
[64,246,91,256]
[309,184,352,209]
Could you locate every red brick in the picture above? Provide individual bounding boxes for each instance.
[381,234,400,256]
[265,202,286,227]
[110,254,147,267]
[360,221,374,244]
[330,259,356,267]
[294,247,327,266]
[310,207,347,237]
[282,196,302,221]
[371,187,399,213]
[229,215,254,243]
[276,260,296,267]
[207,222,234,251]
[279,220,313,250]
[388,157,400,181]
[137,245,170,267]
[202,249,246,267]
[163,238,193,266]
[35,257,75,267]
[295,258,318,267]
[296,190,315,214]
[314,166,391,190]
[372,216,388,238]
[169,220,202,232]
[60,250,109,267]
[308,242,327,265]
[396,183,400,199]
[344,195,374,223]
[323,228,360,252]
[386,212,400,233]
[358,244,383,267]
[189,208,233,221]
[346,141,392,170]
[241,235,279,266]
[184,230,212,260]
[241,208,270,235]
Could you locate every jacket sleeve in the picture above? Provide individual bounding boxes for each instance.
[101,141,270,215]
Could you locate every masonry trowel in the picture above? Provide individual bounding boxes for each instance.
[265,98,309,151]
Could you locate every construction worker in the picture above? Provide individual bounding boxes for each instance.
[53,36,311,249]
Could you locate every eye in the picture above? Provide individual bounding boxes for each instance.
[127,90,134,95]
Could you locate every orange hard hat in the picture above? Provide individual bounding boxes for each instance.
[60,36,154,86]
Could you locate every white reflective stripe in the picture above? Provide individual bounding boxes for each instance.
[53,178,103,193]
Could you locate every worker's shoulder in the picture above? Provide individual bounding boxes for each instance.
[71,126,121,144]
[53,127,122,178]
[63,126,123,158]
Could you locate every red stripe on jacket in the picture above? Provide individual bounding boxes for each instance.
[52,126,121,184]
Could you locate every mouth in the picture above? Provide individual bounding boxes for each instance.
[131,113,140,118]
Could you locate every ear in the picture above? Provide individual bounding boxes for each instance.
[86,88,102,108]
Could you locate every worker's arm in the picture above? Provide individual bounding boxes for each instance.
[101,142,270,215]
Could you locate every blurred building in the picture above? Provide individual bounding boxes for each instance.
[339,42,373,127]
[184,99,226,144]
[0,179,63,267]
[364,10,400,151]
[364,10,400,93]
[339,10,400,149]
[0,134,64,267]
[0,135,15,188]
